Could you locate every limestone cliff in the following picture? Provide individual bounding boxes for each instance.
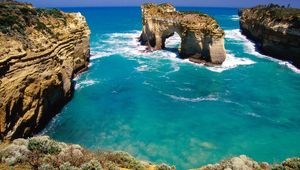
[0,2,90,140]
[239,4,300,68]
[139,3,226,65]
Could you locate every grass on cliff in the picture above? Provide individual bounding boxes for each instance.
[0,3,66,36]
[180,11,208,17]
[251,4,300,28]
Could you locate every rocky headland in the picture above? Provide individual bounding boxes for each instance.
[139,3,226,65]
[239,4,300,68]
[0,1,90,140]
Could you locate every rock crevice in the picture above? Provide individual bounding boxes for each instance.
[139,3,226,65]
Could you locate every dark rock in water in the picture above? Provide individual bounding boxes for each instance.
[0,2,90,140]
[139,3,226,65]
[239,4,300,68]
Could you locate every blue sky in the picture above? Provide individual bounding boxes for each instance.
[19,0,300,8]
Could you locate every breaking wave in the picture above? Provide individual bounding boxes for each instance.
[230,15,240,21]
[75,79,98,90]
[164,93,219,102]
[90,30,256,73]
[225,29,300,74]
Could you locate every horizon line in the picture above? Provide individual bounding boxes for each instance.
[32,5,254,9]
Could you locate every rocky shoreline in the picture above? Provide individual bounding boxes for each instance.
[0,1,90,140]
[239,4,300,68]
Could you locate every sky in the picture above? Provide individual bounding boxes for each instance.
[19,0,300,8]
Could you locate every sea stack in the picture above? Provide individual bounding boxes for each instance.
[139,3,226,65]
[0,1,90,140]
[239,4,300,68]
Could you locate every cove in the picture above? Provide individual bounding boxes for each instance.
[42,7,300,170]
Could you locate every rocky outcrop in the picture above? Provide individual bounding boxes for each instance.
[1,137,300,170]
[0,2,90,140]
[192,155,300,170]
[239,4,300,68]
[139,3,226,65]
[0,136,175,170]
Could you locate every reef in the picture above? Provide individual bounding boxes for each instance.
[139,3,226,65]
[239,4,300,68]
[0,1,90,140]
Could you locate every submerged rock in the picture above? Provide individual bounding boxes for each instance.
[0,1,90,140]
[139,3,226,65]
[239,4,300,68]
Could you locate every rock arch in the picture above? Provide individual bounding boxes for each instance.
[139,3,226,65]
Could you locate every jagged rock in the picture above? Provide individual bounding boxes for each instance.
[239,4,300,68]
[139,3,226,65]
[0,2,90,140]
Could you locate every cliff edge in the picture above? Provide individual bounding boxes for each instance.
[239,4,300,68]
[1,136,300,170]
[0,2,90,140]
[139,3,226,65]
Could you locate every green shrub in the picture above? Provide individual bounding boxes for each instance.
[27,136,61,155]
[81,160,103,170]
[59,162,79,170]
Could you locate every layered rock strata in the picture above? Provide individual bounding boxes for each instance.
[139,3,226,65]
[239,4,300,68]
[0,2,90,140]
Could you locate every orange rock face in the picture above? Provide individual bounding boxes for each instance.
[0,2,90,140]
[139,3,226,65]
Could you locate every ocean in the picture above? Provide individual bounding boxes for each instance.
[42,7,300,170]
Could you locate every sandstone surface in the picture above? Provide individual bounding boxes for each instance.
[0,1,90,140]
[140,3,226,65]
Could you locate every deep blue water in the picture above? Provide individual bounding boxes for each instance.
[43,7,300,170]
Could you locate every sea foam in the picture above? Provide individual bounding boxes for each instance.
[225,29,300,74]
[75,79,98,90]
[91,30,256,73]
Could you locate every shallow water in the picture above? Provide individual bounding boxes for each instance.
[43,7,300,170]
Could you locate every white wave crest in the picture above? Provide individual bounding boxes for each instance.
[245,112,261,118]
[230,15,240,21]
[90,52,114,60]
[75,79,98,90]
[207,53,255,72]
[165,94,218,102]
[135,65,149,72]
[225,29,300,74]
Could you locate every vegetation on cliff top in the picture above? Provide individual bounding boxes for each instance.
[1,136,300,170]
[0,136,175,170]
[240,4,300,29]
[0,2,66,36]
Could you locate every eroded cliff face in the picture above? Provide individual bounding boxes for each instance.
[139,3,226,65]
[0,2,90,140]
[239,4,300,68]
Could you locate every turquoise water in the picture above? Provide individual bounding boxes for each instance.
[43,7,300,170]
